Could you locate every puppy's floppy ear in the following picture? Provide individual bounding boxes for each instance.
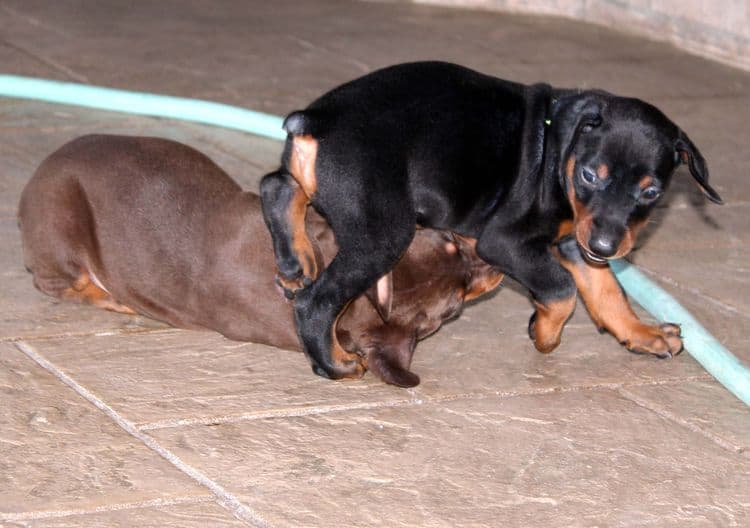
[553,93,602,140]
[675,130,723,204]
[364,272,393,322]
[450,233,504,301]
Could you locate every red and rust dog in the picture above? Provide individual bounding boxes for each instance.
[18,134,502,387]
[260,61,723,379]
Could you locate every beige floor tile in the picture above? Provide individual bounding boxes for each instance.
[22,282,711,431]
[621,380,750,453]
[148,390,750,527]
[3,499,246,528]
[0,343,208,516]
[23,330,409,428]
[1,0,749,525]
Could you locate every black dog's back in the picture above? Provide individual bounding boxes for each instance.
[285,61,530,234]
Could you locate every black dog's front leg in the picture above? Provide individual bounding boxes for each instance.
[477,237,577,353]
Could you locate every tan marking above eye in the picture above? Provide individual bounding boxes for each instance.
[639,176,654,190]
[597,164,609,180]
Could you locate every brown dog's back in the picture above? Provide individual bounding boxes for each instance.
[19,135,301,346]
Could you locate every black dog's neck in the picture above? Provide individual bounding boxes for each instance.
[517,85,572,220]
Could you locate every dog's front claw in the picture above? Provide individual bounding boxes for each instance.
[275,273,313,299]
[311,357,366,380]
[623,322,683,358]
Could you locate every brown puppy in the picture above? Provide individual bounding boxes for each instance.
[18,135,503,387]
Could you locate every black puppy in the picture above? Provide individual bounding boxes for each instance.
[261,61,722,380]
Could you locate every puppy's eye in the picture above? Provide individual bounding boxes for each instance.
[580,116,601,134]
[640,186,662,202]
[579,166,598,187]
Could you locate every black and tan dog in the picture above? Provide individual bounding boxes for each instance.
[18,134,503,387]
[261,61,723,380]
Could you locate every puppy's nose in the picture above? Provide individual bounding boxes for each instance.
[588,235,617,258]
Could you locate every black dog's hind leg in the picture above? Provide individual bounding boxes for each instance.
[260,170,318,295]
[264,132,416,379]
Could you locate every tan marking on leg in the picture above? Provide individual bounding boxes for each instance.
[532,295,576,353]
[289,135,318,197]
[558,255,682,357]
[276,134,321,292]
[63,272,136,315]
[285,184,318,283]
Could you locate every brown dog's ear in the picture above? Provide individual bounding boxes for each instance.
[364,272,393,322]
[675,130,723,204]
[450,233,504,301]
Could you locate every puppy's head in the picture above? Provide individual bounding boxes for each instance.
[551,92,722,264]
[347,229,503,388]
[381,230,503,338]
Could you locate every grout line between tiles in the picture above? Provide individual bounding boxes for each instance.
[0,495,213,523]
[0,37,89,83]
[137,374,714,431]
[13,340,272,528]
[0,326,182,344]
[618,386,747,457]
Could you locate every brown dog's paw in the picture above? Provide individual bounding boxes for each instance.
[623,322,683,358]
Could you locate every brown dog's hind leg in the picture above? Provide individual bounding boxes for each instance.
[62,272,136,315]
[556,238,682,357]
[30,263,135,315]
